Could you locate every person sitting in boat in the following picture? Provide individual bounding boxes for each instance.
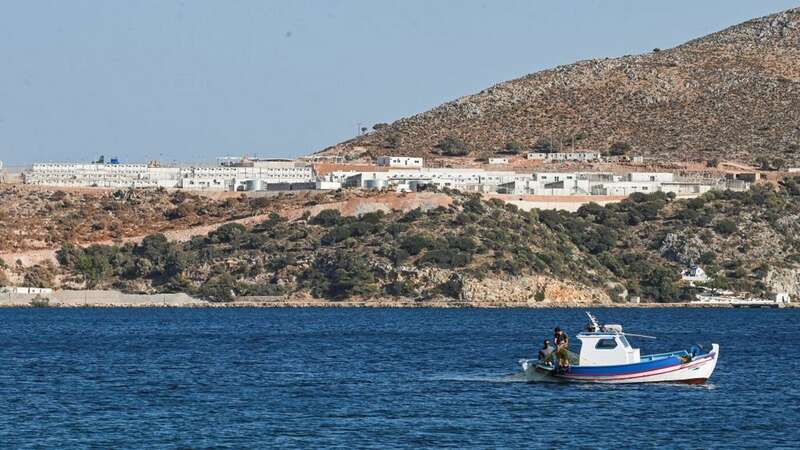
[554,327,570,370]
[537,339,554,365]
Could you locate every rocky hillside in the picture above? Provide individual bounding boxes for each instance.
[0,187,268,252]
[321,8,800,164]
[0,186,395,253]
[7,179,799,304]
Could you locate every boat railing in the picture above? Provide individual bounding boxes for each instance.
[639,350,689,361]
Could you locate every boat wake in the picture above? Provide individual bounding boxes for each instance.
[429,371,559,383]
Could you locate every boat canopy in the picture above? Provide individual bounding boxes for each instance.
[576,332,641,366]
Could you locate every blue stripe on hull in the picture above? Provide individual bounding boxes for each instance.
[565,356,683,377]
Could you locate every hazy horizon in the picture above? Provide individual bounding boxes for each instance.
[1,0,798,167]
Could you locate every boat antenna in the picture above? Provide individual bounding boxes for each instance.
[586,311,656,339]
[585,311,600,330]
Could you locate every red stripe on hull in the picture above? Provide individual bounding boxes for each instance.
[556,354,715,382]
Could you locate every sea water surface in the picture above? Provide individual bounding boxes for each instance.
[0,308,798,449]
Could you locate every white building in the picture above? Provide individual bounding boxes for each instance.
[625,172,674,183]
[336,167,744,197]
[526,152,600,162]
[605,155,645,164]
[23,157,748,197]
[682,266,711,285]
[488,158,509,165]
[180,162,314,191]
[23,159,315,192]
[23,163,181,188]
[315,180,342,190]
[376,156,423,168]
[520,171,735,197]
[341,168,523,193]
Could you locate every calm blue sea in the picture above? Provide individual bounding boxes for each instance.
[0,308,798,449]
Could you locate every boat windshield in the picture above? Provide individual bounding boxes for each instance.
[618,335,631,348]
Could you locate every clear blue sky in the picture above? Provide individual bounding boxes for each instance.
[0,0,797,166]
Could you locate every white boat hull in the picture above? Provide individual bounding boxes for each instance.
[521,344,719,384]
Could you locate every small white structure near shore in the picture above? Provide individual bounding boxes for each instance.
[0,286,53,294]
[682,266,711,285]
[692,292,791,308]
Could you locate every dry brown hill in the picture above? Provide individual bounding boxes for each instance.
[319,8,800,165]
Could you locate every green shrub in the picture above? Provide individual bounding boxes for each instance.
[539,210,563,229]
[781,177,800,196]
[303,251,378,299]
[532,138,553,153]
[400,234,433,256]
[502,141,524,155]
[321,226,352,245]
[419,248,470,268]
[446,235,477,252]
[165,204,193,220]
[250,196,272,209]
[399,208,423,223]
[198,273,237,302]
[310,209,343,227]
[713,219,737,236]
[462,197,485,214]
[437,136,470,156]
[360,211,384,224]
[608,141,631,156]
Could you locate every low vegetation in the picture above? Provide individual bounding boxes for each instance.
[436,136,471,156]
[49,179,800,303]
[0,186,379,253]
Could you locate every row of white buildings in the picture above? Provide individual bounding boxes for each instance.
[331,168,747,196]
[21,155,748,196]
[526,151,644,164]
[23,159,315,191]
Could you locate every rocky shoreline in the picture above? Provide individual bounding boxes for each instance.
[1,290,795,308]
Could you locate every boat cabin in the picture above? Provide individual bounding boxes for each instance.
[577,330,641,366]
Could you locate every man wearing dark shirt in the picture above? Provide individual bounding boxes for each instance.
[554,327,570,368]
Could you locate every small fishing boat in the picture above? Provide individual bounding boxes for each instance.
[520,313,719,384]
